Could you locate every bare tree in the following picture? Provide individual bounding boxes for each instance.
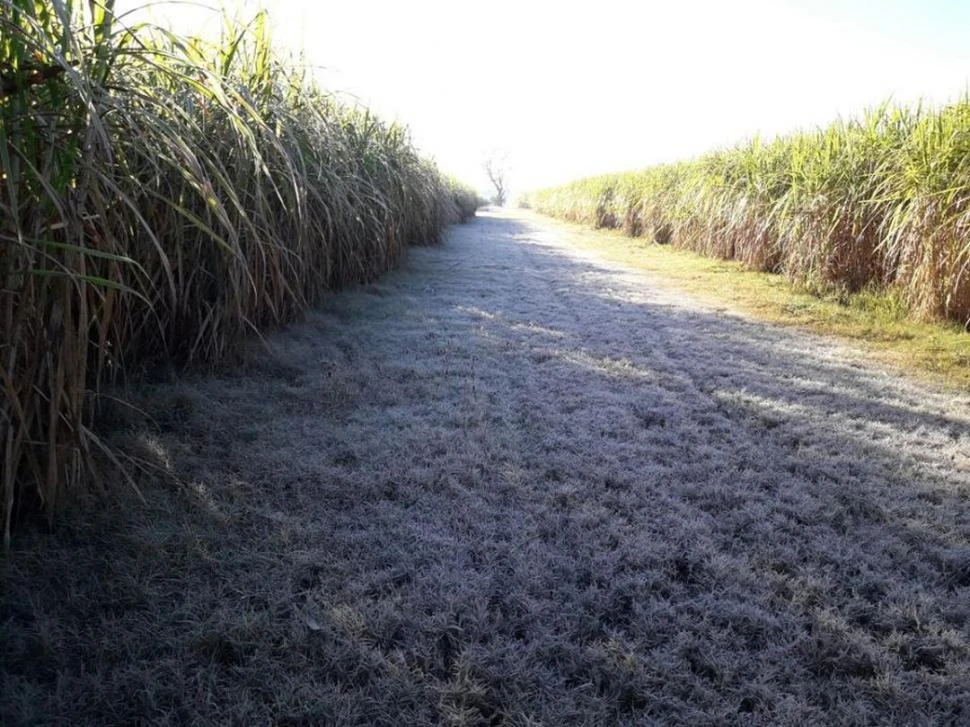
[484,154,508,207]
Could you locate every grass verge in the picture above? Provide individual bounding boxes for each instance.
[525,211,970,389]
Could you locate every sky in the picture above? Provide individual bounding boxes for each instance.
[116,0,970,199]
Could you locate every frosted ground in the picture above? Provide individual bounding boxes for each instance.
[3,210,970,725]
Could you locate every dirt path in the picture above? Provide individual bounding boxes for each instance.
[3,210,970,725]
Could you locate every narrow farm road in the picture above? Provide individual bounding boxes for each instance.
[4,210,970,725]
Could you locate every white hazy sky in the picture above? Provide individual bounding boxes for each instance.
[117,0,970,198]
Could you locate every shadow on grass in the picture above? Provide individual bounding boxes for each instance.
[2,212,969,726]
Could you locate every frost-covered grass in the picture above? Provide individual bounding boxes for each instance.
[3,211,970,725]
